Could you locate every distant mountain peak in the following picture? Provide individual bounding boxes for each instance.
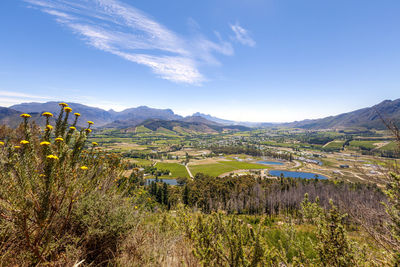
[191,112,235,125]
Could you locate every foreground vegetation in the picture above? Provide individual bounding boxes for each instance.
[1,103,400,266]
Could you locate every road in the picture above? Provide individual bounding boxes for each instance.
[185,164,194,179]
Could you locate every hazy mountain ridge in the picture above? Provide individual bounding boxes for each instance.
[134,119,251,134]
[115,106,182,121]
[9,102,185,128]
[3,98,400,130]
[192,112,279,127]
[5,102,240,132]
[286,98,400,129]
[0,107,31,128]
[192,112,235,125]
[10,102,114,127]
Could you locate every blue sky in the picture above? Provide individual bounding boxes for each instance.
[1,0,400,122]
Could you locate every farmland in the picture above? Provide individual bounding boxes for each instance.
[189,160,268,177]
[86,125,400,187]
[155,162,189,178]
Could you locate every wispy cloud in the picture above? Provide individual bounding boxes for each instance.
[24,0,238,84]
[230,23,256,47]
[0,90,129,111]
[0,90,55,107]
[0,90,52,99]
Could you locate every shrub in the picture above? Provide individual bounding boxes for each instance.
[179,210,284,266]
[0,103,131,265]
[316,200,355,266]
[384,172,400,264]
[300,193,323,225]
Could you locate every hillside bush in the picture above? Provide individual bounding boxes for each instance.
[0,103,135,265]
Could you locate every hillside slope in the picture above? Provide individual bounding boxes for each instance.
[287,99,400,129]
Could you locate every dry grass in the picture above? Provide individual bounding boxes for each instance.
[116,214,199,267]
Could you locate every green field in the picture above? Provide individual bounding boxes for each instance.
[156,127,177,135]
[348,140,377,150]
[323,140,345,150]
[155,162,189,178]
[131,158,153,166]
[189,160,267,177]
[380,141,399,151]
[135,125,152,133]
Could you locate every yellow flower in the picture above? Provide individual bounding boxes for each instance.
[0,141,4,146]
[69,126,76,131]
[80,166,88,170]
[20,140,29,145]
[20,114,31,118]
[46,154,59,160]
[40,141,51,146]
[55,137,64,142]
[39,174,46,177]
[92,142,98,146]
[85,129,92,133]
[14,146,21,149]
[46,125,53,131]
[134,206,138,209]
[74,113,81,117]
[87,121,94,125]
[64,107,72,113]
[59,102,68,107]
[42,112,53,117]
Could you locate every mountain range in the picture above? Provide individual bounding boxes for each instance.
[1,98,400,131]
[1,101,250,133]
[286,98,400,129]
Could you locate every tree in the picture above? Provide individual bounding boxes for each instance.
[380,115,400,263]
[300,193,323,225]
[317,200,355,266]
[384,172,400,264]
[162,182,169,205]
[183,185,190,205]
[185,152,190,165]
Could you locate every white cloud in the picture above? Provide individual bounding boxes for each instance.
[230,23,256,47]
[0,91,51,99]
[24,0,237,84]
[0,90,130,111]
[0,90,56,107]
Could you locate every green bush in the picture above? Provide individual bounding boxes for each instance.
[0,103,136,265]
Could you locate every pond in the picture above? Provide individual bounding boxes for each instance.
[256,161,284,166]
[146,178,178,185]
[269,170,328,180]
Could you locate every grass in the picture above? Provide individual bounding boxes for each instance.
[189,160,267,177]
[323,140,345,150]
[219,161,268,169]
[135,125,152,133]
[262,141,323,150]
[131,158,153,166]
[348,140,377,150]
[380,141,399,151]
[264,226,318,262]
[155,162,189,178]
[173,126,192,135]
[156,127,177,135]
[190,163,237,177]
